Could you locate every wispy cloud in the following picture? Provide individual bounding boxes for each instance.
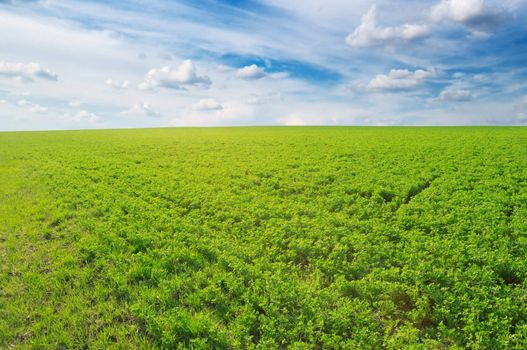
[0,0,526,129]
[106,79,130,89]
[0,61,57,82]
[347,6,430,48]
[66,110,100,124]
[122,102,160,117]
[192,98,223,111]
[437,86,473,102]
[17,99,48,113]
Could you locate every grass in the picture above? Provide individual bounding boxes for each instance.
[1,127,526,349]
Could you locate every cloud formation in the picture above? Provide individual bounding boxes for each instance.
[236,64,266,80]
[192,98,223,111]
[0,0,525,129]
[123,103,159,117]
[17,99,48,113]
[346,6,430,47]
[106,79,130,89]
[68,100,83,107]
[437,86,473,101]
[0,61,58,82]
[139,60,211,90]
[65,110,99,124]
[431,0,507,32]
[368,68,436,91]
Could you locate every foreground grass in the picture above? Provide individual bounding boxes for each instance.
[1,127,526,349]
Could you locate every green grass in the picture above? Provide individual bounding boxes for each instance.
[1,127,526,349]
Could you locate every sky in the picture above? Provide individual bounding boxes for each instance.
[0,0,527,130]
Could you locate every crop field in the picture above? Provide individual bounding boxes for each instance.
[1,127,526,349]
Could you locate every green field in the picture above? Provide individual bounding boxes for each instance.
[1,127,526,349]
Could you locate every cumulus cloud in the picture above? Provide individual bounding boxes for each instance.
[17,99,48,113]
[236,64,266,79]
[192,98,223,111]
[346,6,430,47]
[0,61,58,82]
[431,0,508,33]
[368,68,436,91]
[105,79,130,89]
[139,59,211,90]
[122,102,160,118]
[437,86,473,101]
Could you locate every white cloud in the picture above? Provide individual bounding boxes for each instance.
[0,1,523,129]
[0,61,58,82]
[175,100,254,126]
[122,102,160,117]
[17,99,48,113]
[105,79,130,89]
[192,98,223,111]
[437,86,473,101]
[368,68,436,91]
[29,105,49,113]
[431,0,507,32]
[139,60,211,90]
[68,110,100,124]
[346,6,430,48]
[523,95,527,105]
[0,99,8,105]
[236,64,266,80]
[17,99,29,106]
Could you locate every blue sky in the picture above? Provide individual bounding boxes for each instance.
[0,0,526,130]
